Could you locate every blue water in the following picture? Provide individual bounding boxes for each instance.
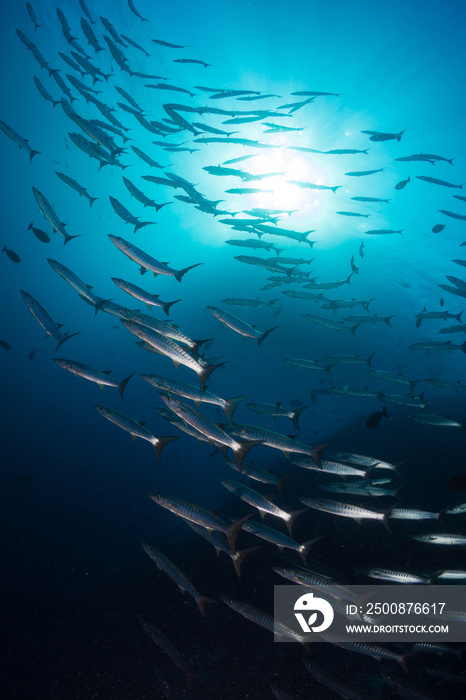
[1,0,466,697]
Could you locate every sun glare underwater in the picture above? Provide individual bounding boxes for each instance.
[2,0,466,698]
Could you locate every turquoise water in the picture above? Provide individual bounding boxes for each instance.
[1,1,466,697]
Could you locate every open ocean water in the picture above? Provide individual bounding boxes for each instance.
[1,0,466,697]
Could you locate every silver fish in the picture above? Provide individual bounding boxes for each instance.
[94,404,178,461]
[54,358,133,398]
[141,543,214,615]
[20,290,80,351]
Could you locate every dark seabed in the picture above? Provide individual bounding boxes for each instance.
[1,0,466,697]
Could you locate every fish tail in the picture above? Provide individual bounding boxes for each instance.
[118,371,135,399]
[223,395,249,424]
[29,150,40,163]
[232,439,262,471]
[63,234,81,245]
[152,435,180,462]
[93,298,111,315]
[133,220,156,233]
[267,298,280,308]
[298,535,322,565]
[162,299,181,316]
[89,196,98,208]
[199,361,225,392]
[461,342,466,355]
[232,546,260,577]
[398,654,411,675]
[396,130,406,142]
[174,262,203,283]
[55,331,81,351]
[193,338,214,354]
[382,507,394,532]
[257,325,279,346]
[285,508,307,537]
[324,363,335,374]
[195,594,217,616]
[276,472,293,495]
[367,351,375,367]
[226,513,252,552]
[290,405,308,431]
[384,315,395,326]
[456,311,463,323]
[310,441,332,468]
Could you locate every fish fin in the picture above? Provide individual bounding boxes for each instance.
[195,595,216,616]
[55,331,80,351]
[277,473,293,495]
[290,405,308,431]
[258,325,279,346]
[174,262,203,283]
[232,439,262,471]
[226,513,253,553]
[223,395,249,424]
[118,371,135,399]
[285,508,307,537]
[298,536,322,565]
[152,435,180,462]
[232,547,260,578]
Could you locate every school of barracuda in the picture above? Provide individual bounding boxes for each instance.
[3,1,466,697]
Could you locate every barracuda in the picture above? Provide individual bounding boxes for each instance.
[108,234,202,281]
[273,567,359,604]
[0,119,40,162]
[141,373,247,423]
[390,508,439,520]
[330,452,399,472]
[294,458,372,480]
[154,405,228,455]
[122,320,221,391]
[363,568,431,584]
[246,401,308,430]
[241,520,319,563]
[149,494,251,552]
[158,392,260,469]
[94,404,179,461]
[221,478,306,536]
[185,521,258,577]
[319,482,398,497]
[207,306,278,345]
[226,460,291,493]
[54,358,134,398]
[411,533,466,545]
[138,618,191,674]
[20,290,80,351]
[47,258,107,313]
[300,497,392,530]
[32,187,79,244]
[125,309,210,352]
[141,543,215,615]
[228,422,328,465]
[111,278,180,316]
[221,597,305,643]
